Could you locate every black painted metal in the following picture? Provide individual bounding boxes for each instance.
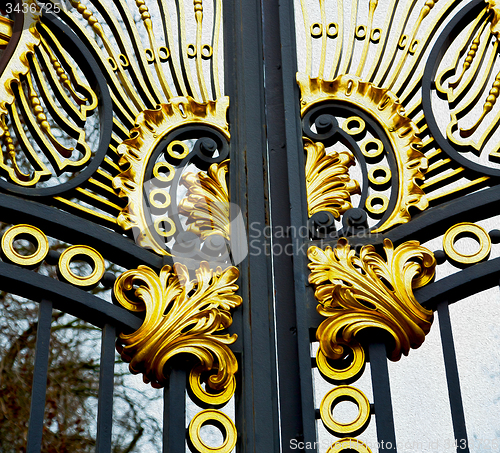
[96,324,117,453]
[369,342,398,452]
[163,369,186,453]
[437,300,470,453]
[26,299,53,453]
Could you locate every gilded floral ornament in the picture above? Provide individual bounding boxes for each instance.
[487,0,500,37]
[114,261,241,398]
[308,238,436,369]
[0,1,41,116]
[304,138,360,218]
[113,97,229,254]
[179,160,230,240]
[297,73,428,232]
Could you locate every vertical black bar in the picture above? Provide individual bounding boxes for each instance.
[278,0,320,448]
[261,0,308,451]
[96,323,116,453]
[163,369,186,452]
[26,299,53,453]
[437,300,470,453]
[369,342,397,452]
[224,0,282,451]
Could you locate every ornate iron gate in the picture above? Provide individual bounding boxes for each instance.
[1,0,500,452]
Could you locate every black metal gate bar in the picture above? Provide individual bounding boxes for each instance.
[96,324,117,453]
[26,299,53,453]
[261,0,308,449]
[369,342,397,451]
[163,368,186,452]
[437,300,470,453]
[224,0,282,450]
[277,0,322,448]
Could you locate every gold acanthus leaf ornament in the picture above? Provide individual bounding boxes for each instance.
[113,96,229,254]
[297,73,428,233]
[179,160,230,240]
[305,138,360,218]
[114,261,242,393]
[308,238,436,363]
[487,0,500,37]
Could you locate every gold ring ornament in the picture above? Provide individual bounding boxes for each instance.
[320,386,371,437]
[443,222,491,264]
[326,438,373,453]
[58,245,106,289]
[1,224,49,268]
[188,409,237,453]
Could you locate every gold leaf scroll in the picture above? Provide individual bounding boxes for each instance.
[308,238,436,365]
[114,261,241,398]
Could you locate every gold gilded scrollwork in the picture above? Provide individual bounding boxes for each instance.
[308,238,436,367]
[304,138,360,218]
[179,160,230,240]
[113,97,229,254]
[298,74,428,232]
[114,261,241,395]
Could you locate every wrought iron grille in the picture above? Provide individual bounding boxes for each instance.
[0,0,499,452]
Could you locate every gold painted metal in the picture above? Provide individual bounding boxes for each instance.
[113,97,230,254]
[308,238,436,363]
[365,194,389,215]
[58,245,106,289]
[326,439,373,453]
[443,223,492,264]
[179,160,230,240]
[188,409,237,453]
[0,15,13,48]
[320,386,371,437]
[316,344,365,383]
[368,166,391,186]
[297,74,428,232]
[1,224,49,267]
[304,139,360,219]
[114,262,242,392]
[189,365,236,407]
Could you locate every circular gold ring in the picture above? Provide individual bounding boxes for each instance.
[145,48,155,63]
[365,194,389,215]
[154,217,176,237]
[153,161,175,182]
[327,22,338,38]
[1,224,49,267]
[108,57,118,71]
[158,46,170,62]
[167,140,190,159]
[355,25,366,39]
[370,28,381,43]
[409,39,419,55]
[443,223,491,264]
[187,43,197,58]
[119,54,129,68]
[189,366,236,407]
[326,438,373,453]
[58,245,105,288]
[368,166,391,186]
[188,410,237,453]
[310,23,323,38]
[342,117,365,135]
[149,188,171,209]
[320,386,371,437]
[316,343,365,383]
[398,34,408,48]
[360,138,384,158]
[202,44,213,59]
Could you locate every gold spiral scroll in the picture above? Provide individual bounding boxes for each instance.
[308,238,436,365]
[1,224,49,268]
